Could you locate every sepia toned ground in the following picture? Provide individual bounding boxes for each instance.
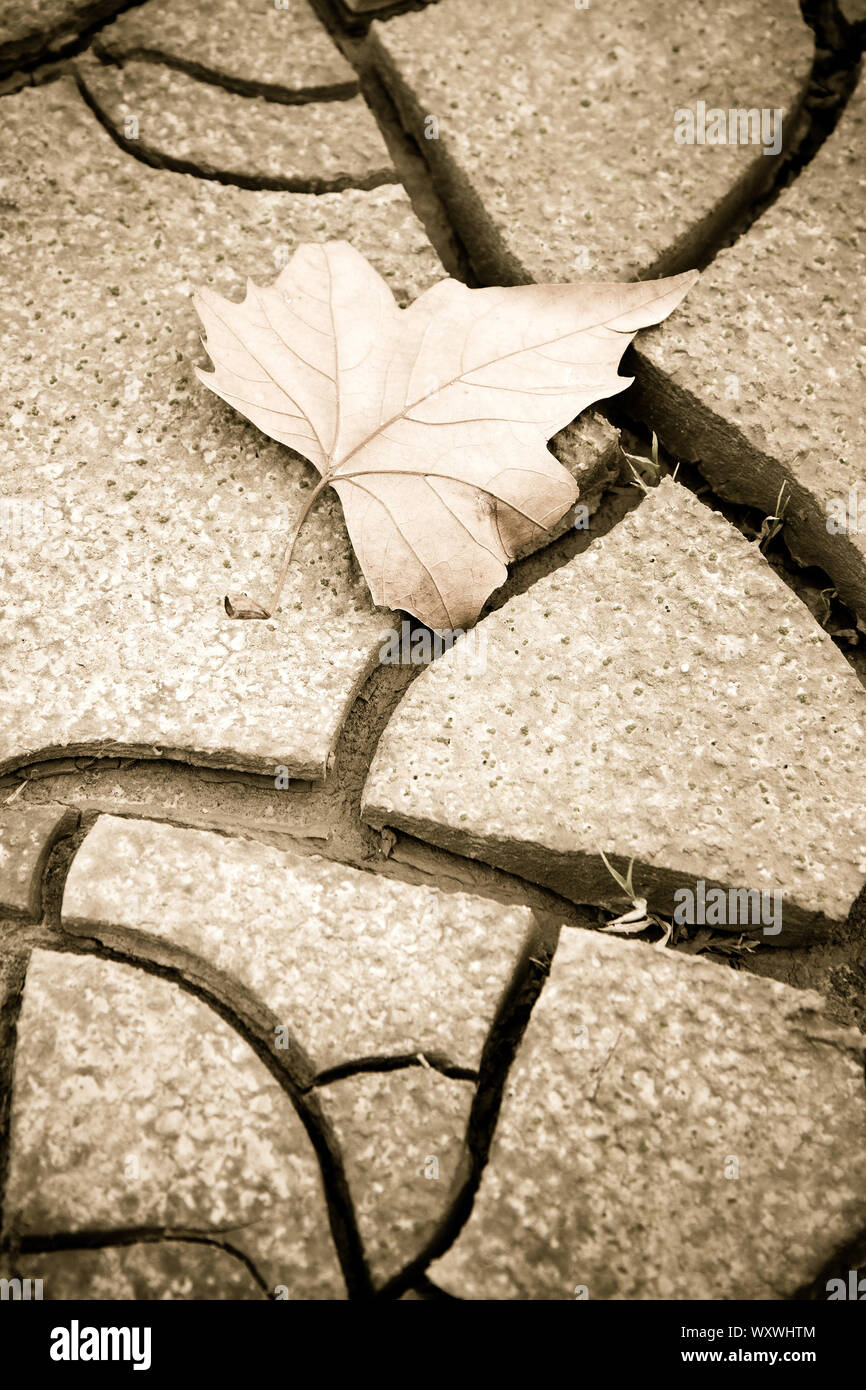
[1,0,865,1301]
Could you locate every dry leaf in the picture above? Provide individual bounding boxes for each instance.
[194,245,697,630]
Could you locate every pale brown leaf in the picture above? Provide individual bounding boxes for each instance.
[194,244,697,630]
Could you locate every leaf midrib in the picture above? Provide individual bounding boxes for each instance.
[324,281,676,481]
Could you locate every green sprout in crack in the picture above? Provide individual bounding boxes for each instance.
[596,852,762,962]
[597,849,672,950]
[757,480,790,552]
[620,431,662,493]
[816,586,837,628]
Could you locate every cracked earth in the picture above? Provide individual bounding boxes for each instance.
[1,0,865,1301]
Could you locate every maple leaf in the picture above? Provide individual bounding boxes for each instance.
[194,244,697,630]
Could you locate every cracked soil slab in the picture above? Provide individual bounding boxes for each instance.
[363,478,866,938]
[95,0,358,101]
[60,814,536,1073]
[370,0,813,283]
[5,949,344,1298]
[632,72,866,629]
[0,0,125,74]
[431,927,866,1300]
[0,78,443,781]
[8,1243,268,1300]
[77,55,396,192]
[0,803,76,916]
[317,1069,475,1287]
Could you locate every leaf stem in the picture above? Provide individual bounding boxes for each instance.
[265,472,332,615]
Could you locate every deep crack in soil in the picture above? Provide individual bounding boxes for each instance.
[1,0,865,1299]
